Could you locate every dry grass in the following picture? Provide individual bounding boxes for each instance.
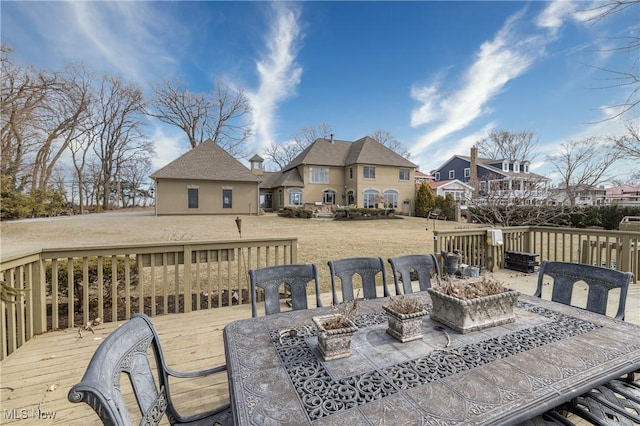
[1,210,475,293]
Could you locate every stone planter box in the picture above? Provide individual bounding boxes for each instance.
[312,314,358,361]
[382,305,428,342]
[427,288,519,334]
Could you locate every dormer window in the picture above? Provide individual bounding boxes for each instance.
[502,160,509,172]
[513,161,520,173]
[523,161,530,173]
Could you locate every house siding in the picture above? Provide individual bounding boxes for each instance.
[155,179,259,215]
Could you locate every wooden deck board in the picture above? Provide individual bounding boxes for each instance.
[1,274,637,425]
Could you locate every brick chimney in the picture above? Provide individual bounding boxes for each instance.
[469,147,479,194]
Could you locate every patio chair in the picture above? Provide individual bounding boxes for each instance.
[68,313,232,425]
[249,263,322,317]
[534,260,632,320]
[388,254,441,295]
[328,256,389,305]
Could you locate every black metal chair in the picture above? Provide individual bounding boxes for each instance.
[328,256,389,305]
[388,254,440,295]
[534,260,632,320]
[532,261,636,425]
[563,375,640,425]
[68,313,232,425]
[249,263,322,317]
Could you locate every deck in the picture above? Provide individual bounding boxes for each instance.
[1,270,638,425]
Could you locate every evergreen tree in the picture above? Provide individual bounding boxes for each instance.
[415,181,435,217]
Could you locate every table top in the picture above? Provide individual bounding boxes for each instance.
[223,292,640,425]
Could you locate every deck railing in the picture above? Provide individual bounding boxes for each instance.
[435,226,639,283]
[0,238,297,360]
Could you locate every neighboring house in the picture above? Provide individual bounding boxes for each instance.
[428,179,474,204]
[414,170,434,186]
[550,184,607,206]
[151,139,261,215]
[256,135,418,215]
[606,185,640,207]
[431,147,548,205]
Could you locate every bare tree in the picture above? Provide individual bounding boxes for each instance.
[369,129,411,159]
[149,78,252,156]
[1,45,54,192]
[91,75,149,211]
[262,123,333,170]
[613,123,640,158]
[579,0,639,120]
[612,123,640,183]
[547,137,622,207]
[469,172,552,226]
[30,64,92,191]
[475,129,538,160]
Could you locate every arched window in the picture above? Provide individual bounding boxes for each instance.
[323,189,336,204]
[363,189,379,208]
[288,189,303,206]
[383,190,398,209]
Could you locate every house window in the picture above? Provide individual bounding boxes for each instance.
[223,189,232,209]
[188,188,198,209]
[363,189,379,208]
[523,163,529,173]
[449,170,455,179]
[502,161,509,172]
[383,190,398,209]
[363,166,376,179]
[323,189,336,204]
[399,168,410,181]
[464,168,470,178]
[309,167,329,183]
[289,189,303,206]
[435,172,440,181]
[347,190,355,205]
[349,167,353,180]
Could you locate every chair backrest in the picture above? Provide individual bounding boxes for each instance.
[68,313,173,425]
[328,257,389,305]
[534,261,632,320]
[388,254,441,294]
[249,263,322,317]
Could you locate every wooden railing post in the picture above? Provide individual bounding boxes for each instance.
[32,256,47,335]
[620,233,631,276]
[184,245,192,313]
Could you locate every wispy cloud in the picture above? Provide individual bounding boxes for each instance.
[69,2,177,87]
[247,3,304,151]
[409,7,545,158]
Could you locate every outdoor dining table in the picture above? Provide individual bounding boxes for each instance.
[223,292,640,425]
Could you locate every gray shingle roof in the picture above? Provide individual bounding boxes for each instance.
[151,139,260,182]
[284,136,417,171]
[259,169,304,189]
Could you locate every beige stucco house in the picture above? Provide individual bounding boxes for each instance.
[151,139,260,215]
[255,136,418,215]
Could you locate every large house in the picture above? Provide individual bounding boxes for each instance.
[255,135,418,215]
[151,135,418,215]
[151,139,261,215]
[431,147,549,205]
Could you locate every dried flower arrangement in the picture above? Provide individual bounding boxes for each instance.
[313,291,361,361]
[386,295,426,315]
[321,297,359,329]
[435,274,508,300]
[428,274,519,333]
[383,295,428,342]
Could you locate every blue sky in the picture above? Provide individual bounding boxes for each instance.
[2,1,637,181]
